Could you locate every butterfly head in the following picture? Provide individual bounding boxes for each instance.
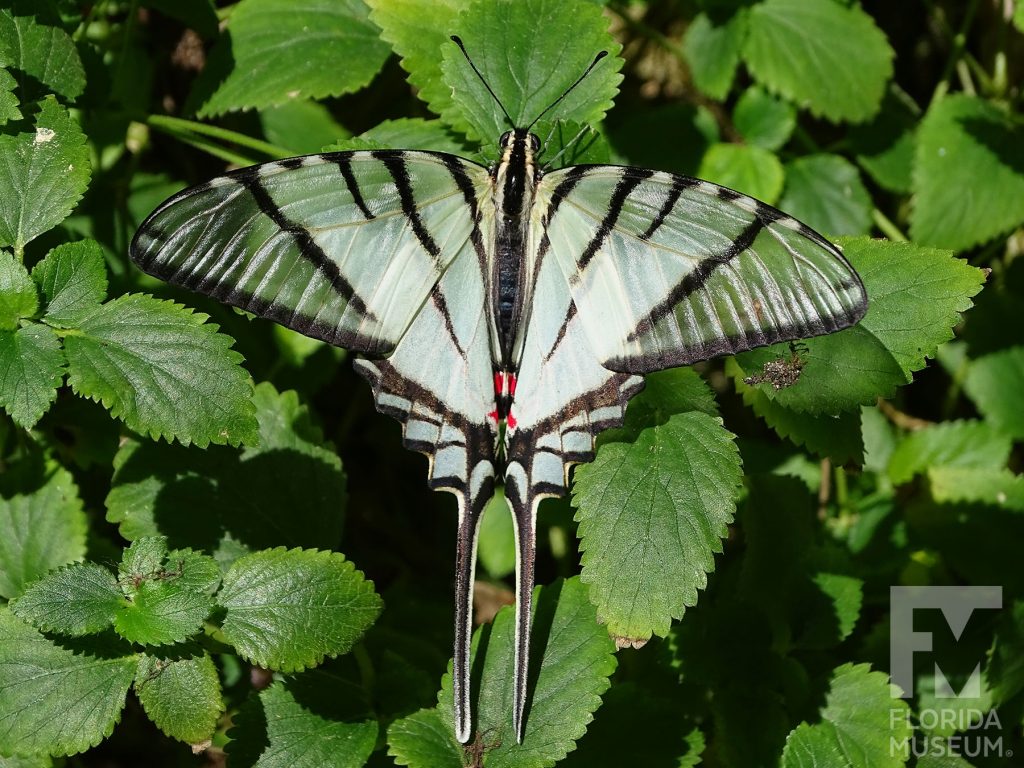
[495,128,539,214]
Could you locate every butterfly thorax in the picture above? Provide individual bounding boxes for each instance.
[490,128,539,406]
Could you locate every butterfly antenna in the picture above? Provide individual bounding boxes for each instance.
[450,35,515,129]
[527,50,608,131]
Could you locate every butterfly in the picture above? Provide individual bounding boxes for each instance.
[130,37,867,744]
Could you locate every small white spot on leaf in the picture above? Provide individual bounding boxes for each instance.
[34,127,56,144]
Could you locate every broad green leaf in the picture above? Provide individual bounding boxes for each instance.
[135,649,224,744]
[963,346,1024,439]
[0,97,90,253]
[781,663,910,768]
[805,573,863,646]
[0,754,52,768]
[743,0,893,123]
[11,562,121,634]
[0,68,20,125]
[366,0,465,132]
[911,94,1024,250]
[849,88,918,194]
[195,0,390,116]
[477,487,515,580]
[730,362,864,463]
[0,607,137,757]
[778,154,872,236]
[0,251,37,329]
[259,100,350,154]
[0,324,64,429]
[733,85,796,151]
[0,464,86,599]
[217,548,382,672]
[63,294,257,448]
[388,708,461,768]
[111,538,216,645]
[0,6,85,102]
[30,240,107,327]
[682,10,747,100]
[574,408,742,642]
[913,92,1024,249]
[696,142,784,204]
[888,420,1011,485]
[105,383,345,561]
[733,238,986,414]
[140,0,218,38]
[439,0,622,145]
[927,466,1024,510]
[360,118,469,154]
[113,578,215,646]
[407,577,616,764]
[228,668,377,768]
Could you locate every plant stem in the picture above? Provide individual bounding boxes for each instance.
[147,115,291,160]
[873,208,908,242]
[147,123,261,167]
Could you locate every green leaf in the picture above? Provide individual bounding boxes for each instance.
[195,0,390,116]
[927,466,1024,510]
[11,562,121,635]
[366,0,465,133]
[387,708,461,768]
[911,94,1024,250]
[135,648,224,744]
[573,404,742,643]
[63,294,257,448]
[105,383,346,561]
[848,88,918,194]
[988,600,1024,706]
[1016,2,1024,33]
[439,0,622,145]
[0,324,64,429]
[0,97,90,253]
[697,142,784,204]
[0,464,86,599]
[0,6,85,102]
[743,0,893,123]
[778,154,872,236]
[0,68,21,125]
[0,753,52,768]
[0,250,37,329]
[806,573,863,646]
[888,420,1011,485]
[228,668,377,768]
[682,10,747,101]
[733,238,986,414]
[432,581,614,761]
[0,607,137,757]
[963,346,1024,439]
[258,100,350,155]
[477,487,515,580]
[781,663,910,768]
[359,118,470,154]
[730,362,864,463]
[217,548,382,672]
[733,85,796,151]
[30,240,107,328]
[110,538,217,645]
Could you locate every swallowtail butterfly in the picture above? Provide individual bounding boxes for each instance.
[131,38,867,744]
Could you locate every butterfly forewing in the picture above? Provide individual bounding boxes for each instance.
[132,151,490,354]
[531,166,868,374]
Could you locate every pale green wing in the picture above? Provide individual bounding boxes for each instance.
[531,165,867,374]
[132,150,490,356]
[131,152,501,746]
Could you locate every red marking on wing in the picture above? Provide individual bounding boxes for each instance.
[508,374,517,397]
[488,409,499,422]
[507,411,517,429]
[493,372,504,397]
